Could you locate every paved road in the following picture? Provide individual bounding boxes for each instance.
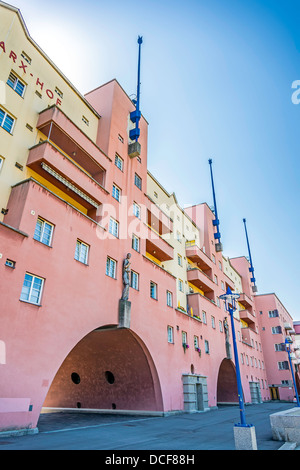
[0,402,295,451]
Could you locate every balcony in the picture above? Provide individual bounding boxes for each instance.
[238,292,253,309]
[36,105,110,181]
[187,292,216,317]
[185,241,212,274]
[187,267,215,300]
[145,224,174,262]
[145,195,173,235]
[239,309,255,328]
[27,141,108,214]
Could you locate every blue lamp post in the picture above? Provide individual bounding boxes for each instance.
[220,287,252,428]
[285,337,300,407]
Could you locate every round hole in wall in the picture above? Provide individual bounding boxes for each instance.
[71,372,80,384]
[112,403,116,409]
[191,364,195,374]
[105,371,115,384]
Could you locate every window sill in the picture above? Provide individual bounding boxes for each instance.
[74,258,89,266]
[19,299,42,307]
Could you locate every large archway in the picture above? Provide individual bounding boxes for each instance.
[216,358,239,405]
[43,327,163,411]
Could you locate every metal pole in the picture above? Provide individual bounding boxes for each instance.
[135,36,143,142]
[208,159,221,244]
[228,306,247,426]
[286,344,300,407]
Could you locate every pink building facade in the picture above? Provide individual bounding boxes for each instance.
[0,2,298,436]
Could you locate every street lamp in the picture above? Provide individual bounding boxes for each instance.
[285,336,300,407]
[220,287,247,425]
[220,287,257,450]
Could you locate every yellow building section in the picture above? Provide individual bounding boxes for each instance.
[240,318,248,328]
[27,168,88,215]
[0,2,100,220]
[238,301,246,311]
[188,282,205,296]
[145,251,162,266]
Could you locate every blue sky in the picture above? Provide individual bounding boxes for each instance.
[12,0,300,319]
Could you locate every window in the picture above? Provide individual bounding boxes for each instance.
[118,134,124,143]
[106,257,116,278]
[0,156,4,172]
[133,202,141,219]
[202,310,207,324]
[5,259,15,268]
[178,279,183,292]
[205,340,209,354]
[219,320,223,332]
[21,51,31,64]
[275,343,286,352]
[109,217,119,237]
[112,183,121,202]
[212,254,216,264]
[134,173,142,190]
[33,217,54,246]
[55,87,63,99]
[278,361,289,370]
[154,191,158,198]
[115,153,123,171]
[82,116,89,126]
[272,326,282,334]
[7,71,25,97]
[177,254,182,266]
[211,316,215,329]
[20,273,44,305]
[75,240,89,264]
[167,326,174,343]
[0,108,15,133]
[130,270,139,290]
[166,290,173,307]
[194,335,199,349]
[132,234,140,252]
[214,275,218,284]
[218,261,222,270]
[268,310,279,318]
[182,331,187,345]
[221,281,225,290]
[150,281,157,299]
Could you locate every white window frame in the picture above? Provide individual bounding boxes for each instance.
[7,71,26,97]
[150,281,157,299]
[106,256,117,279]
[167,326,174,344]
[132,234,140,252]
[20,272,44,305]
[130,270,139,290]
[133,202,141,219]
[177,254,182,266]
[75,239,89,264]
[109,217,119,238]
[166,290,173,307]
[178,279,183,292]
[33,217,54,246]
[114,153,124,171]
[0,108,15,134]
[202,310,207,324]
[112,183,121,202]
[134,173,142,190]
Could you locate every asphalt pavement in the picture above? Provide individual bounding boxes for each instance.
[0,402,296,451]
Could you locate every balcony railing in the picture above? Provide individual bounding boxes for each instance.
[145,224,174,262]
[27,141,107,215]
[185,241,212,273]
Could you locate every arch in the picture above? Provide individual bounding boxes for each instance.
[216,358,239,405]
[43,327,163,412]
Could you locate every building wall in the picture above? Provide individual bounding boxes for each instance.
[0,1,297,434]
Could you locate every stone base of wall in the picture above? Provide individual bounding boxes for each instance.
[182,374,209,412]
[270,407,300,445]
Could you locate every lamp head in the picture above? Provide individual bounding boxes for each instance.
[219,286,240,312]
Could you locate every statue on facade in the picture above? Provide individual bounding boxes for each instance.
[121,253,131,301]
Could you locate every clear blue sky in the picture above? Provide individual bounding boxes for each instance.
[12,0,300,319]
